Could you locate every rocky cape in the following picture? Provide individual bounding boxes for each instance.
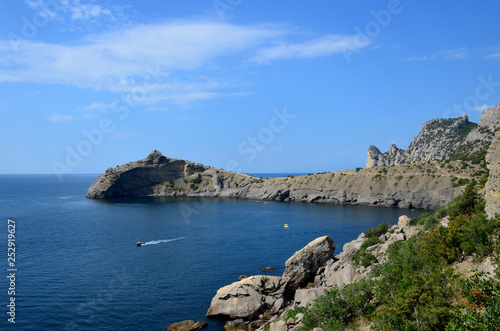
[86,150,483,210]
[86,107,499,209]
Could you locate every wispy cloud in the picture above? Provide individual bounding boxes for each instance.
[48,113,75,122]
[407,44,500,62]
[25,0,125,23]
[0,20,364,106]
[84,102,116,110]
[251,35,369,63]
[475,104,493,112]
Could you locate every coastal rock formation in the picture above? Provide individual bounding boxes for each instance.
[204,216,423,330]
[167,320,208,331]
[485,130,500,218]
[282,236,335,290]
[366,105,500,168]
[206,276,287,319]
[87,150,483,210]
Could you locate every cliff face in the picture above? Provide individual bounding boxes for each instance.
[87,150,484,210]
[485,130,500,218]
[366,104,500,168]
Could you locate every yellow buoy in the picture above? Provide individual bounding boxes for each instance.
[284,224,289,228]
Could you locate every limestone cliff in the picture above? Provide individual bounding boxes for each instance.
[366,104,500,168]
[485,130,500,218]
[87,150,484,210]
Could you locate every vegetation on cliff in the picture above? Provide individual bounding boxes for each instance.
[292,181,500,330]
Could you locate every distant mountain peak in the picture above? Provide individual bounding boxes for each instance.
[366,105,499,168]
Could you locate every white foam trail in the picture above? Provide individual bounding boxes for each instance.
[143,237,186,246]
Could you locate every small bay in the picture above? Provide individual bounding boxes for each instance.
[0,175,424,330]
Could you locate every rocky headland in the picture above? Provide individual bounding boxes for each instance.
[86,105,499,210]
[86,150,484,210]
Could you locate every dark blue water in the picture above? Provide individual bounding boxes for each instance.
[0,175,423,330]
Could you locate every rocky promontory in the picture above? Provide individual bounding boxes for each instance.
[86,150,483,210]
[87,107,498,209]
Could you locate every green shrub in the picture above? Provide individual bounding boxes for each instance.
[284,306,308,322]
[352,249,377,267]
[191,177,202,184]
[364,222,390,239]
[301,280,375,330]
[190,183,198,190]
[372,270,456,331]
[360,237,382,250]
[446,271,500,331]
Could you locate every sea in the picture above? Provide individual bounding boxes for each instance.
[0,174,424,330]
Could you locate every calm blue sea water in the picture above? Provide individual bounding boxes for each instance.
[0,175,424,330]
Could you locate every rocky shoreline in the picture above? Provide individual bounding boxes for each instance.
[166,215,422,331]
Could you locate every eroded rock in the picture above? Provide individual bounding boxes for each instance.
[206,276,287,319]
[167,320,208,331]
[283,236,335,290]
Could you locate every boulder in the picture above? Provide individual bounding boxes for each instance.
[293,287,327,307]
[224,319,248,331]
[206,276,286,319]
[167,320,208,331]
[325,261,358,288]
[398,215,411,229]
[269,320,287,331]
[283,236,335,289]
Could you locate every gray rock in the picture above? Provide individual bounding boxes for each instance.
[282,236,335,289]
[325,261,358,288]
[167,320,208,331]
[224,319,248,331]
[479,103,500,132]
[206,276,286,319]
[269,320,287,331]
[293,287,327,307]
[365,111,497,168]
[398,215,411,229]
[486,130,500,219]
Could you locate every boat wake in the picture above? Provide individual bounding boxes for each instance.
[143,237,186,246]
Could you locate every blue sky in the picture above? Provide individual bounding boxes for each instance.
[1,0,500,175]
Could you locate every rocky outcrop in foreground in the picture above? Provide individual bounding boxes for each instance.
[87,150,483,210]
[366,104,500,168]
[202,216,423,331]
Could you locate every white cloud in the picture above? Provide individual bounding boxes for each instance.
[407,48,469,62]
[475,104,493,112]
[48,113,75,122]
[25,0,119,22]
[0,20,364,105]
[84,102,116,110]
[408,45,500,62]
[252,35,368,63]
